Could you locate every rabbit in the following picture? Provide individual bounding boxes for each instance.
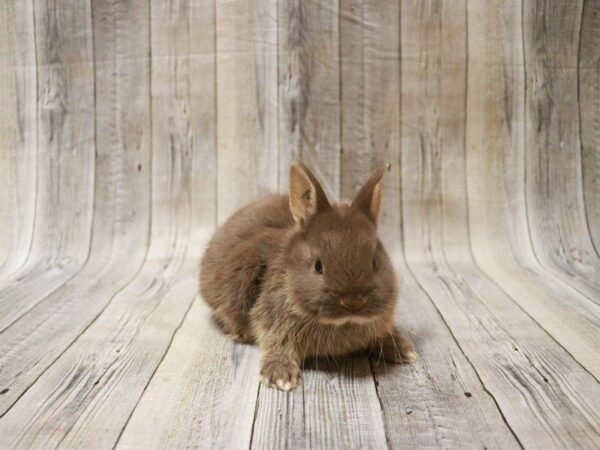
[200,161,417,391]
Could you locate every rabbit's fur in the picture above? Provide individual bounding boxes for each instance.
[200,162,416,391]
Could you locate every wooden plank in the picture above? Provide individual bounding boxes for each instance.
[116,299,260,450]
[409,261,600,448]
[336,3,515,447]
[116,8,250,447]
[579,0,600,250]
[401,0,470,264]
[0,1,599,448]
[523,0,600,301]
[27,0,96,269]
[250,381,304,449]
[252,355,388,450]
[0,0,153,417]
[278,0,341,199]
[373,264,521,449]
[216,0,278,222]
[0,253,196,448]
[0,0,37,277]
[150,0,218,231]
[391,2,521,448]
[0,72,199,430]
[465,0,600,378]
[0,0,96,331]
[339,0,402,251]
[401,1,600,444]
[0,0,219,443]
[301,356,387,450]
[0,0,207,440]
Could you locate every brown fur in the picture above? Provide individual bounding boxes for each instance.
[200,162,416,391]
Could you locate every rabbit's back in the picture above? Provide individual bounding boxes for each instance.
[200,194,293,341]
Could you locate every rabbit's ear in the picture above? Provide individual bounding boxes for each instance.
[289,161,331,225]
[351,163,391,225]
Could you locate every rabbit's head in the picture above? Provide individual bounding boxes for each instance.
[284,162,397,326]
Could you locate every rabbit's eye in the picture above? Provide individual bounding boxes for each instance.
[314,259,323,275]
[372,256,379,271]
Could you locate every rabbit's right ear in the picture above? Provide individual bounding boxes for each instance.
[351,163,390,225]
[289,161,330,225]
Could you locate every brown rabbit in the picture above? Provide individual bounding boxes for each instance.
[200,162,417,391]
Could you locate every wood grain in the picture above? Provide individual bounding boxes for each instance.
[0,0,96,334]
[278,0,341,199]
[117,298,260,450]
[339,0,402,250]
[0,0,151,419]
[523,0,600,302]
[0,1,204,446]
[216,0,279,222]
[252,355,388,450]
[373,268,521,449]
[150,0,217,231]
[401,1,600,448]
[466,0,600,378]
[410,261,600,448]
[0,0,37,277]
[579,0,600,251]
[1,1,600,448]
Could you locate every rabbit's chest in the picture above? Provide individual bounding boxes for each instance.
[300,324,380,358]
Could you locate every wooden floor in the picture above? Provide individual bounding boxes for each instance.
[2,0,600,448]
[1,235,599,449]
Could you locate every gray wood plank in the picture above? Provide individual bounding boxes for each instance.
[339,0,402,251]
[465,0,600,378]
[252,355,388,450]
[250,381,304,449]
[0,1,221,445]
[216,0,279,222]
[579,0,600,251]
[400,1,600,441]
[0,0,37,277]
[302,356,387,450]
[523,0,600,301]
[277,0,341,199]
[401,0,471,263]
[0,0,153,418]
[28,0,95,268]
[0,0,206,441]
[373,263,521,449]
[150,0,218,231]
[116,298,260,450]
[0,257,196,448]
[0,0,96,332]
[411,261,600,449]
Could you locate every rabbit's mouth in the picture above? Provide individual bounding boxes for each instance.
[316,304,382,325]
[308,295,397,327]
[318,314,378,326]
[315,294,385,325]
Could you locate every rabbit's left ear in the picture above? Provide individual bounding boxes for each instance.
[289,161,331,225]
[351,163,391,225]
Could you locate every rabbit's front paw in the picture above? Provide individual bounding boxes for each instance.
[372,328,418,364]
[259,355,300,391]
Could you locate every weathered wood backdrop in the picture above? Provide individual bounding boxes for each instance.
[1,0,599,448]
